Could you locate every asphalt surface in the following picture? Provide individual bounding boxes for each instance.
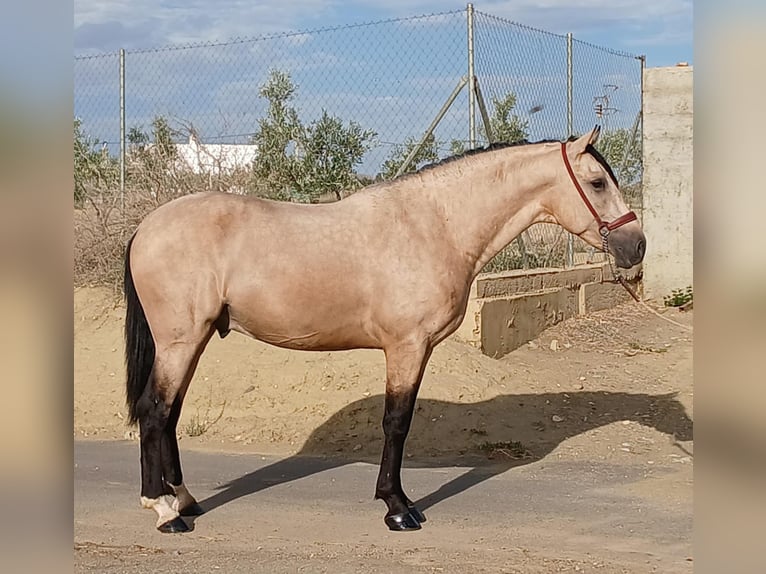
[74,440,692,573]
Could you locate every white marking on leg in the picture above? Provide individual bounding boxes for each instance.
[140,495,179,528]
[169,482,197,512]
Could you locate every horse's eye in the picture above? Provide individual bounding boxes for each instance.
[591,179,605,191]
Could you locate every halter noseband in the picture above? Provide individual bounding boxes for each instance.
[560,141,637,238]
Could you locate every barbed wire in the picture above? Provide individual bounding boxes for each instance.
[571,37,641,60]
[474,10,569,40]
[75,10,465,59]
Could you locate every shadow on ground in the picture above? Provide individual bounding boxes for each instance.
[189,390,692,527]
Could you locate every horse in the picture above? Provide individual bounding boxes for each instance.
[123,126,645,533]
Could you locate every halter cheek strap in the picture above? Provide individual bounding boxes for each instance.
[560,141,641,302]
[560,142,637,236]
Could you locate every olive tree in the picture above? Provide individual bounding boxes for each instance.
[250,70,376,202]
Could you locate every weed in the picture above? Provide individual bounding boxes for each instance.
[478,440,533,460]
[183,399,226,437]
[664,286,693,307]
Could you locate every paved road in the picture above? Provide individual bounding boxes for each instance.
[75,440,692,573]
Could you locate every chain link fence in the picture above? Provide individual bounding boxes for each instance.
[74,4,643,274]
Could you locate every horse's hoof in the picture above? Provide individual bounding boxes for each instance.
[179,502,205,517]
[385,511,422,531]
[407,504,426,523]
[157,516,189,533]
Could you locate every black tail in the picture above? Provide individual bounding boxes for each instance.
[124,236,155,425]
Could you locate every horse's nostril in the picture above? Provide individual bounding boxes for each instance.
[636,239,646,259]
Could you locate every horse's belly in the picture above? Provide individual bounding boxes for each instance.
[226,303,379,352]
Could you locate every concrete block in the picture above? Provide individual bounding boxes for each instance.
[479,288,578,358]
[453,266,644,359]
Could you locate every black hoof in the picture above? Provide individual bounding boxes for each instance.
[407,504,426,523]
[179,502,205,517]
[157,516,189,533]
[385,511,421,531]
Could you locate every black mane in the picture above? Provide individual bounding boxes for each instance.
[584,143,619,186]
[412,136,619,186]
[416,138,561,174]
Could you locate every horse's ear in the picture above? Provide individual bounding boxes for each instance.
[589,125,601,145]
[568,125,601,155]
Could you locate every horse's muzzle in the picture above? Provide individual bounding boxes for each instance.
[608,228,646,269]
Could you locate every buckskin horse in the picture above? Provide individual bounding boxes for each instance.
[123,127,645,533]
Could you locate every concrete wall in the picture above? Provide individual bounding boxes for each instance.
[453,264,640,358]
[642,65,693,300]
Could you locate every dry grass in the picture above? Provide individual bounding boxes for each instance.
[74,148,269,289]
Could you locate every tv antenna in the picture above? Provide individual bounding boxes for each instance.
[593,84,620,120]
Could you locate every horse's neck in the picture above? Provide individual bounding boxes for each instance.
[421,147,554,276]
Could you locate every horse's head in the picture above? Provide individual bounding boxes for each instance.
[546,126,646,269]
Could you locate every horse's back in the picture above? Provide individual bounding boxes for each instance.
[135,192,276,238]
[130,191,355,291]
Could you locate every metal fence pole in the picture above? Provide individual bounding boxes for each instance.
[636,54,646,213]
[393,76,468,179]
[119,48,126,207]
[565,33,574,267]
[474,79,493,143]
[620,111,642,181]
[467,3,476,149]
[566,33,573,138]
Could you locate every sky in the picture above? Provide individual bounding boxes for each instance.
[74,0,692,66]
[73,1,692,175]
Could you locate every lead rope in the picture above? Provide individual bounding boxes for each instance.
[601,229,693,333]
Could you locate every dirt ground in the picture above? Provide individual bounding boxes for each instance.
[74,286,693,571]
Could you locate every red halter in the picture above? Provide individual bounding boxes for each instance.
[560,142,637,237]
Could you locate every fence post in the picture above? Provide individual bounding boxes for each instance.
[467,3,476,149]
[474,79,493,143]
[565,32,574,267]
[566,33,573,138]
[633,54,646,212]
[119,48,126,207]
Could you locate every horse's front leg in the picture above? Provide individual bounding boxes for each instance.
[375,340,432,531]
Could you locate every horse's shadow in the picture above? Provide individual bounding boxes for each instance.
[188,390,693,527]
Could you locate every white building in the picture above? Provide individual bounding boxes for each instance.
[173,132,259,175]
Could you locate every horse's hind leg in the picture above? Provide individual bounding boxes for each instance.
[136,373,184,532]
[161,383,204,517]
[375,340,432,531]
[138,336,211,533]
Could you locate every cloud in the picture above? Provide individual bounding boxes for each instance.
[284,33,313,46]
[477,0,692,49]
[74,0,334,52]
[74,0,692,58]
[479,0,690,27]
[622,25,693,48]
[74,20,163,52]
